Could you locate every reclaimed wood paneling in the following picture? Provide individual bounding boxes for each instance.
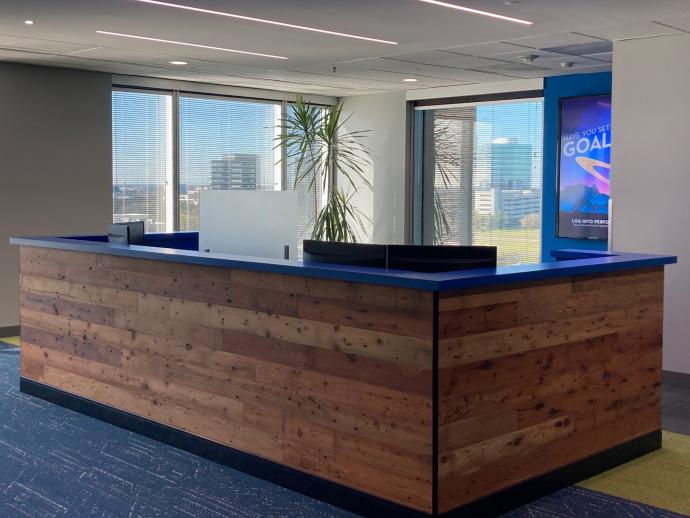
[437,267,664,513]
[18,246,666,515]
[19,247,435,513]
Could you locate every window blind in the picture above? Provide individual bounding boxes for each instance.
[177,95,281,231]
[112,90,173,232]
[414,99,543,265]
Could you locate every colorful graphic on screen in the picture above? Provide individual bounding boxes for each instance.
[557,94,611,240]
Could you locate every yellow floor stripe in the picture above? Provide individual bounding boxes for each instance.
[0,336,20,346]
[578,431,690,515]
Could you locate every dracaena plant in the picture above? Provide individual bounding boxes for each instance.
[276,96,372,243]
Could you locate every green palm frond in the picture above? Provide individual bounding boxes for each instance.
[275,95,372,243]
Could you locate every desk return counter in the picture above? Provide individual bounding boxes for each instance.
[9,233,676,517]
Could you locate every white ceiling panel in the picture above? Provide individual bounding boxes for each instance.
[508,32,606,50]
[367,58,507,79]
[69,46,167,61]
[579,21,683,41]
[417,56,511,69]
[486,49,569,65]
[656,14,690,32]
[0,37,95,54]
[442,41,534,57]
[0,33,21,45]
[534,55,607,70]
[584,51,613,62]
[477,62,550,78]
[384,49,469,64]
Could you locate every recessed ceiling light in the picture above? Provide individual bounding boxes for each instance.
[418,0,533,25]
[169,60,188,65]
[24,20,35,25]
[129,0,398,45]
[403,78,419,82]
[96,31,288,59]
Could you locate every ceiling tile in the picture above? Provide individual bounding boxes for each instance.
[584,51,613,62]
[384,49,469,64]
[372,58,516,80]
[543,40,613,56]
[578,21,683,41]
[536,55,609,70]
[419,56,511,69]
[0,34,21,45]
[441,41,533,57]
[656,14,690,32]
[0,38,95,54]
[508,32,606,50]
[550,63,614,76]
[477,62,550,79]
[488,49,568,65]
[69,47,167,61]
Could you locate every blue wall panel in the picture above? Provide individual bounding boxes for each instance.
[541,72,612,261]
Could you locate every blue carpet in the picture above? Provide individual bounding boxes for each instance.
[0,348,685,517]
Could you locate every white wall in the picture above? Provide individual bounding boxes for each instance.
[611,34,690,374]
[0,62,112,328]
[341,91,407,244]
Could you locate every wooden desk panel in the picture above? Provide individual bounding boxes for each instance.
[18,247,435,513]
[437,268,664,513]
[17,245,667,516]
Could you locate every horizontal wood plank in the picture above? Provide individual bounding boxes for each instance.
[437,267,664,511]
[19,246,434,513]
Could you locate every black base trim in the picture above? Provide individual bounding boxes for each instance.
[663,369,690,390]
[20,377,662,518]
[0,325,20,338]
[19,377,425,518]
[439,429,662,517]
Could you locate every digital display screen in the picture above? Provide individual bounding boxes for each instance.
[557,94,611,240]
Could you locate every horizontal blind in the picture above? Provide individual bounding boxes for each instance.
[421,99,543,265]
[177,95,281,231]
[112,90,173,232]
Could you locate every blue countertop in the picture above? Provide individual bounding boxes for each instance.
[10,233,676,292]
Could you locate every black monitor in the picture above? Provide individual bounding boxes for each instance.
[108,221,145,245]
[387,245,497,273]
[303,240,387,268]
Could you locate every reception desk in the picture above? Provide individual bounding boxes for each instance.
[10,233,676,517]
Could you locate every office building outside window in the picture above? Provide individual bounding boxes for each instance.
[177,95,281,231]
[413,98,543,265]
[112,89,329,256]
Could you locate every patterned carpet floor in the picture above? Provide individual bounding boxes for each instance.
[0,344,686,517]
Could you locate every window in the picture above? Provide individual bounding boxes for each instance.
[412,98,543,265]
[178,95,281,231]
[112,89,328,253]
[112,90,173,232]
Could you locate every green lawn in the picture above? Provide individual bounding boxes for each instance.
[472,228,541,265]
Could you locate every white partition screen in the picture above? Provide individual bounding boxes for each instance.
[199,190,298,259]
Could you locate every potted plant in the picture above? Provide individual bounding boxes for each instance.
[277,96,372,243]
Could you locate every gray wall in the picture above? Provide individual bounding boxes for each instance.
[0,63,112,328]
[341,91,407,244]
[611,34,690,374]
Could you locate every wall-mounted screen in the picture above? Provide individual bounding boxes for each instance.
[557,94,611,240]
